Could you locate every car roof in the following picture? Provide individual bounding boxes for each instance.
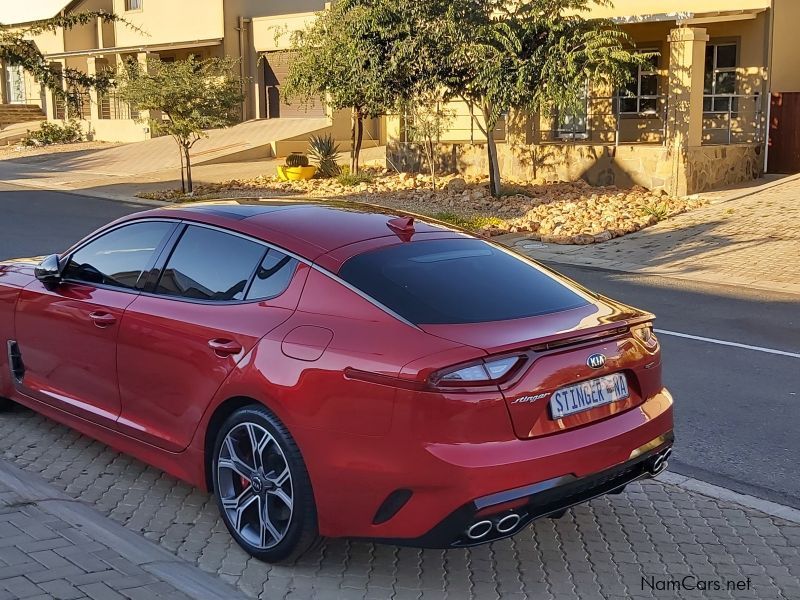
[133,199,468,264]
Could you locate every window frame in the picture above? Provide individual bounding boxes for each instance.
[617,48,661,116]
[703,41,739,114]
[555,79,590,140]
[124,0,143,12]
[60,218,179,294]
[146,222,300,306]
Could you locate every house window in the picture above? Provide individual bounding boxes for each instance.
[618,51,659,114]
[704,43,737,113]
[556,81,589,139]
[124,0,142,11]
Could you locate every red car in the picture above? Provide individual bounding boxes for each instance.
[0,200,673,563]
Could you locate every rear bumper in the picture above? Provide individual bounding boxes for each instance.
[372,432,673,548]
[298,387,674,541]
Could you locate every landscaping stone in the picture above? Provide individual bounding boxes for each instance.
[138,171,706,244]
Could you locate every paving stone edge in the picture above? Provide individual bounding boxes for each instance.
[0,459,249,600]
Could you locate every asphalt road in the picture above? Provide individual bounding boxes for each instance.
[2,184,798,509]
[551,264,800,509]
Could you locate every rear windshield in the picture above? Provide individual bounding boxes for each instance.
[338,239,588,325]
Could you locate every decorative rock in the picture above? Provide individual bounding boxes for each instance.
[571,234,595,245]
[136,170,705,245]
[446,177,467,193]
[593,230,613,243]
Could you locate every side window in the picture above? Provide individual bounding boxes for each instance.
[155,226,265,302]
[63,221,174,290]
[245,249,298,301]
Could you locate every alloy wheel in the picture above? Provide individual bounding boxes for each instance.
[216,422,294,549]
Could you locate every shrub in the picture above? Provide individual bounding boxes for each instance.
[640,201,671,222]
[22,120,83,147]
[336,170,374,186]
[308,134,341,178]
[430,211,504,231]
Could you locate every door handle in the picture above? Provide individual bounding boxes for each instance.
[89,312,117,328]
[208,339,243,357]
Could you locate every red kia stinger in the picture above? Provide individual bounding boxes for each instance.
[0,200,673,562]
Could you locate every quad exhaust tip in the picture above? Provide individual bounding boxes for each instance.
[650,448,672,476]
[496,514,521,534]
[466,520,494,540]
[466,513,523,540]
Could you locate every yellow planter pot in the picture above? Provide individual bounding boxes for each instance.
[277,165,317,181]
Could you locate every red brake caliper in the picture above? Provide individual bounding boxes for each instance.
[240,475,250,490]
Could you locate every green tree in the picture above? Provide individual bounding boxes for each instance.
[437,0,647,196]
[402,93,454,191]
[282,2,404,174]
[0,12,129,111]
[117,56,244,193]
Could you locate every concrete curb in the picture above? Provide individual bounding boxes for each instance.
[658,471,800,525]
[0,460,249,600]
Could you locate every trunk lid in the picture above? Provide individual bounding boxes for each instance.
[421,298,661,439]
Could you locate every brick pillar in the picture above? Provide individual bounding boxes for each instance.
[666,26,708,195]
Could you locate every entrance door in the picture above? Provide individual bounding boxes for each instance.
[768,92,800,174]
[262,52,325,119]
[4,64,26,104]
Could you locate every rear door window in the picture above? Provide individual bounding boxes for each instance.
[338,239,587,324]
[155,226,265,302]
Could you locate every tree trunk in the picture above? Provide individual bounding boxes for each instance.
[428,140,437,191]
[481,105,501,197]
[178,145,186,194]
[173,136,186,193]
[184,146,193,194]
[486,134,501,197]
[353,109,364,175]
[350,107,357,174]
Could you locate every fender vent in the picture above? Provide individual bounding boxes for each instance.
[6,341,24,383]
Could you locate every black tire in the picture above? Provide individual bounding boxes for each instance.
[0,397,12,412]
[211,404,319,563]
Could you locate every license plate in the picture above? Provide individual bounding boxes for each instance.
[550,373,629,419]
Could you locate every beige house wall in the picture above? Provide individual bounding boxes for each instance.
[586,0,770,19]
[111,0,224,47]
[771,0,800,92]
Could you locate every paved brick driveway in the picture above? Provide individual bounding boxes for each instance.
[509,175,800,295]
[1,407,798,599]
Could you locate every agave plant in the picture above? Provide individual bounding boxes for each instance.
[308,134,342,178]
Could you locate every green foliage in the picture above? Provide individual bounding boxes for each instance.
[430,211,504,231]
[640,201,670,222]
[402,95,454,190]
[307,0,645,196]
[116,56,244,192]
[284,1,426,174]
[336,170,375,186]
[21,120,83,147]
[0,12,134,111]
[308,134,342,178]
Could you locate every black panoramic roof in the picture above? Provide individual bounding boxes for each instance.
[167,200,313,220]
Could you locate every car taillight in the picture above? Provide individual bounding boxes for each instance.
[632,323,658,349]
[430,355,525,388]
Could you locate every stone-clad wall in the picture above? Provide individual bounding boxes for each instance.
[686,145,763,193]
[388,142,764,196]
